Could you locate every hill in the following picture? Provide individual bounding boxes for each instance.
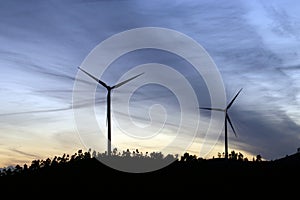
[1,149,300,194]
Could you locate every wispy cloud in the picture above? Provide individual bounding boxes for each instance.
[0,0,300,165]
[9,148,38,158]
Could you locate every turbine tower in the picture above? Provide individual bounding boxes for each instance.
[78,67,143,156]
[200,88,242,159]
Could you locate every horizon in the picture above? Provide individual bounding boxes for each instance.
[1,0,300,169]
[0,147,271,170]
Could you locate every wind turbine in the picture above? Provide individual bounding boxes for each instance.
[200,88,242,159]
[78,67,144,156]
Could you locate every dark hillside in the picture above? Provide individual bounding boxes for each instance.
[1,150,299,194]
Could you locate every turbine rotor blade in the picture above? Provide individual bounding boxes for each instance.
[227,88,243,109]
[226,113,237,137]
[78,67,108,89]
[199,107,224,112]
[112,72,144,89]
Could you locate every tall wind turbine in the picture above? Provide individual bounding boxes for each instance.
[200,88,243,159]
[78,67,143,156]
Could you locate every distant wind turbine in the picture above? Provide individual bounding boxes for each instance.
[200,88,243,159]
[78,67,144,156]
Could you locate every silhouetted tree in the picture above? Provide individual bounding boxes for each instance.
[14,165,22,174]
[30,160,40,171]
[23,163,28,171]
[229,150,238,160]
[238,152,244,161]
[2,147,290,190]
[41,158,51,168]
[256,154,262,162]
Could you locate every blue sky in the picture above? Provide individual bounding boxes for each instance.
[1,0,300,167]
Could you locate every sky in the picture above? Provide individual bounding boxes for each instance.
[1,0,300,168]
